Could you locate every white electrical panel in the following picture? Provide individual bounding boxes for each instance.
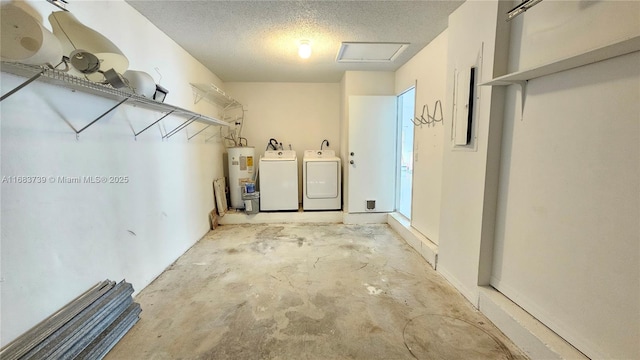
[453,67,476,146]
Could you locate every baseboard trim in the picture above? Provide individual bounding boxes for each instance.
[386,213,438,268]
[343,212,389,224]
[478,286,588,360]
[219,209,342,224]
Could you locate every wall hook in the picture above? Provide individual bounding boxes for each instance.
[414,100,444,127]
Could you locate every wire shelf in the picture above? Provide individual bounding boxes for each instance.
[0,61,230,129]
[190,83,241,110]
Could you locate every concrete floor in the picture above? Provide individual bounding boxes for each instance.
[106,223,527,360]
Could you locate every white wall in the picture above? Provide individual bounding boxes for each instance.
[436,0,508,303]
[0,0,227,345]
[339,71,395,212]
[493,51,639,360]
[507,0,640,74]
[222,82,340,203]
[491,2,640,358]
[395,31,448,244]
[428,0,640,358]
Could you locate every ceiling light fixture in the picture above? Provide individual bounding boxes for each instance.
[298,40,311,59]
[507,0,543,21]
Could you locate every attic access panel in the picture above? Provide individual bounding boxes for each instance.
[336,42,409,63]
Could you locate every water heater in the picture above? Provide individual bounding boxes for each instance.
[227,147,255,209]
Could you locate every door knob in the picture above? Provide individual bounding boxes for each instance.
[350,160,354,165]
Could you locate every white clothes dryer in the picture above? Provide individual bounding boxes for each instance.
[303,150,341,210]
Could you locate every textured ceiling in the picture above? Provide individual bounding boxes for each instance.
[126,1,464,83]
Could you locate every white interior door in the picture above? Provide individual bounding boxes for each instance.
[348,96,396,213]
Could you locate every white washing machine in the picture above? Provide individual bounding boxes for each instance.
[303,150,341,210]
[259,150,299,211]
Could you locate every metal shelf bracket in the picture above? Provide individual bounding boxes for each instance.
[134,110,175,140]
[187,124,211,141]
[0,70,45,102]
[193,92,203,105]
[514,80,527,120]
[76,97,130,139]
[163,116,196,139]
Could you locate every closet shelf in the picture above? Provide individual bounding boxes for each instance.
[0,61,229,138]
[481,35,640,86]
[190,83,241,110]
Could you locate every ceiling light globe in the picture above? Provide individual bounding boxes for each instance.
[298,41,311,59]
